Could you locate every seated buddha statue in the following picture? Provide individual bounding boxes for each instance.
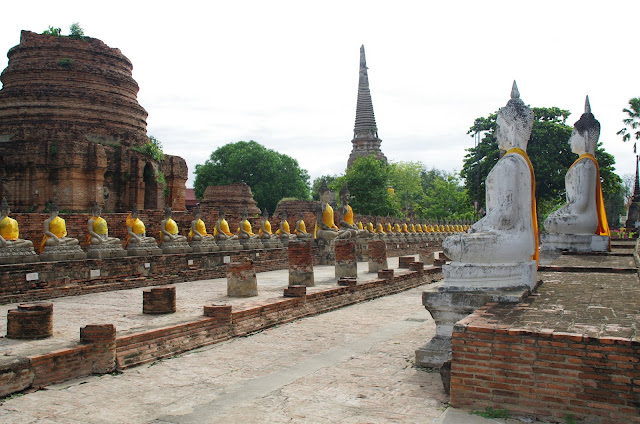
[337,183,367,238]
[367,216,375,234]
[314,180,348,240]
[160,207,188,243]
[125,205,157,247]
[259,209,273,239]
[294,212,312,238]
[0,197,33,249]
[442,82,538,264]
[88,204,121,245]
[544,97,609,239]
[40,201,80,252]
[275,210,293,239]
[356,214,364,230]
[214,207,238,240]
[375,216,386,235]
[385,216,394,234]
[188,205,215,242]
[238,209,258,239]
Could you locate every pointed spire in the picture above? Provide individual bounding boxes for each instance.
[354,45,377,135]
[633,156,640,202]
[585,95,591,114]
[511,80,520,99]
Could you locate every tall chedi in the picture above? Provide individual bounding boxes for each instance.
[347,45,387,168]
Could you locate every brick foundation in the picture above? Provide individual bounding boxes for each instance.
[7,302,53,339]
[409,261,424,275]
[143,286,176,314]
[335,239,357,279]
[398,256,414,268]
[377,269,394,281]
[226,260,258,297]
[80,324,117,373]
[368,240,388,273]
[288,239,314,287]
[284,285,307,298]
[203,304,233,323]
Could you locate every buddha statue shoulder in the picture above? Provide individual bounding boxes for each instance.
[544,97,609,237]
[443,82,538,264]
[0,198,33,249]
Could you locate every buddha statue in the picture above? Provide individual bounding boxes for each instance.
[160,207,187,243]
[275,210,294,240]
[356,214,364,230]
[542,97,610,252]
[294,212,312,239]
[385,216,393,234]
[88,204,121,245]
[214,208,239,241]
[314,180,348,241]
[188,205,219,252]
[0,198,33,249]
[239,209,258,240]
[442,82,538,271]
[0,198,38,264]
[125,205,161,256]
[375,216,386,235]
[259,209,273,239]
[40,201,85,261]
[337,183,367,238]
[367,216,375,234]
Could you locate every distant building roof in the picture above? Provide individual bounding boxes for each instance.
[185,188,198,209]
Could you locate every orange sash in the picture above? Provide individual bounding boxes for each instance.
[505,148,539,265]
[570,153,611,243]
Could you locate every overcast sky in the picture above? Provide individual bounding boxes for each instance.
[1,1,639,188]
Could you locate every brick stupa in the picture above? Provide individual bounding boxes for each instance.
[347,45,387,169]
[0,30,187,212]
[200,183,261,217]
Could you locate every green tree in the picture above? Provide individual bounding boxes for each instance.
[461,106,623,227]
[388,161,427,217]
[421,168,474,219]
[42,26,62,36]
[617,97,640,144]
[194,140,310,213]
[69,22,84,38]
[335,155,398,216]
[311,174,339,201]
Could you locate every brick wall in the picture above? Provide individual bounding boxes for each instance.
[450,303,640,424]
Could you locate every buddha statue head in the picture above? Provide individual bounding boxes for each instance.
[496,81,534,151]
[570,96,600,155]
[131,204,139,218]
[164,206,172,218]
[1,197,9,217]
[241,208,248,220]
[262,208,269,219]
[49,201,59,217]
[319,180,330,204]
[218,207,226,219]
[281,210,288,221]
[92,203,102,217]
[339,182,350,205]
[298,212,304,221]
[193,204,201,219]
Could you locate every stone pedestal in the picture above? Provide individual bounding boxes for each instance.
[127,241,162,256]
[203,304,232,324]
[284,285,307,298]
[40,244,86,262]
[80,324,116,374]
[189,239,220,253]
[419,245,437,265]
[398,256,414,269]
[355,238,369,262]
[87,243,127,259]
[409,261,424,275]
[314,239,334,265]
[160,240,192,254]
[226,260,258,297]
[288,239,314,287]
[216,239,243,251]
[261,238,283,249]
[335,239,356,279]
[367,239,388,273]
[7,302,53,339]
[443,261,537,291]
[0,247,38,265]
[540,233,610,259]
[337,276,357,287]
[377,269,394,281]
[239,238,264,250]
[143,286,176,314]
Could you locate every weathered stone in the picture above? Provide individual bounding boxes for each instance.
[335,239,356,279]
[439,361,451,395]
[143,286,176,314]
[189,239,220,253]
[398,256,414,269]
[200,183,260,217]
[7,302,53,339]
[127,242,162,257]
[0,246,38,265]
[283,285,307,298]
[40,244,86,262]
[216,239,243,251]
[288,239,314,287]
[367,239,388,273]
[80,324,116,374]
[203,304,232,324]
[226,260,258,297]
[160,240,192,254]
[377,269,394,281]
[87,243,127,259]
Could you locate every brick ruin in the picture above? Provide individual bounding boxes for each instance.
[0,30,187,212]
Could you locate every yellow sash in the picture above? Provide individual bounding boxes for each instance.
[242,220,255,236]
[314,204,337,238]
[0,216,19,241]
[40,216,67,253]
[93,217,108,235]
[344,205,354,226]
[296,220,307,235]
[188,219,209,240]
[386,223,393,233]
[571,153,611,242]
[125,215,146,248]
[276,220,290,235]
[357,221,364,230]
[395,224,402,233]
[165,218,179,235]
[376,223,385,234]
[368,222,374,232]
[506,147,539,264]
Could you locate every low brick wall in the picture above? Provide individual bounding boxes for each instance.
[450,303,640,424]
[0,267,441,397]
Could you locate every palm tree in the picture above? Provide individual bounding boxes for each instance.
[617,98,640,148]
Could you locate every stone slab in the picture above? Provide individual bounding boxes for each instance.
[160,241,193,254]
[442,260,537,291]
[39,245,86,262]
[86,244,127,259]
[540,233,610,255]
[0,247,39,265]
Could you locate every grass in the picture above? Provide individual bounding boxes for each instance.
[469,406,511,419]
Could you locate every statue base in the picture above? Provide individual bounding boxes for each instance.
[416,281,531,368]
[239,239,264,250]
[261,238,283,249]
[127,242,162,256]
[0,247,39,265]
[161,241,193,254]
[40,245,86,262]
[540,233,610,258]
[189,240,220,253]
[215,239,242,251]
[87,243,127,259]
[443,260,537,291]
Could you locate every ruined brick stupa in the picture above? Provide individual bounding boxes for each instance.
[347,45,387,169]
[0,30,187,212]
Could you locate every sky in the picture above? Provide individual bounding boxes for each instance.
[1,1,639,189]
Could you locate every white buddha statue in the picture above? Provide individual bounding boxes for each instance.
[544,97,609,238]
[443,81,538,267]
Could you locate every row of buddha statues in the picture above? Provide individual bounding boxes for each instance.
[0,194,466,264]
